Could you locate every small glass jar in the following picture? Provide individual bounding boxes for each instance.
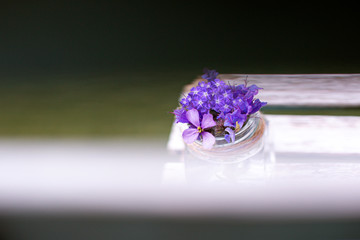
[185,111,267,163]
[182,112,269,184]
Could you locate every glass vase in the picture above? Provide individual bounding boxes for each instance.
[182,112,270,184]
[185,111,267,164]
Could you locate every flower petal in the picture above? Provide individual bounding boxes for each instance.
[201,113,216,129]
[182,128,199,144]
[186,109,200,127]
[224,113,236,127]
[225,127,235,143]
[249,99,267,114]
[224,134,231,143]
[172,108,189,124]
[201,131,215,149]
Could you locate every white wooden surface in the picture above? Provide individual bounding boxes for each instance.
[168,115,360,154]
[218,74,360,106]
[0,135,359,219]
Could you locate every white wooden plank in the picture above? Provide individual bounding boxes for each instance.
[0,139,360,218]
[168,115,360,154]
[266,114,360,154]
[187,74,360,106]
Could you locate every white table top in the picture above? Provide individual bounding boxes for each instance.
[1,126,360,220]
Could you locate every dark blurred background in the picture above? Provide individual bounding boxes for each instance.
[1,2,359,137]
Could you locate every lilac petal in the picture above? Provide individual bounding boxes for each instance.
[247,84,262,95]
[237,99,249,114]
[202,68,219,81]
[232,111,247,127]
[186,109,200,127]
[172,108,189,124]
[224,134,231,143]
[224,118,235,128]
[201,113,216,129]
[201,131,215,149]
[249,99,267,114]
[225,127,235,143]
[224,113,236,127]
[182,128,199,144]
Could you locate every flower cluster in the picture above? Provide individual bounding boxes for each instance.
[172,69,267,149]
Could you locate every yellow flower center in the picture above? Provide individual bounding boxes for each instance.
[197,126,203,133]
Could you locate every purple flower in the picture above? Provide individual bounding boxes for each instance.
[211,79,226,88]
[247,84,263,95]
[180,97,188,107]
[172,69,267,149]
[172,108,188,124]
[201,68,219,81]
[232,98,249,114]
[189,86,201,97]
[179,95,195,109]
[212,95,225,112]
[235,84,247,96]
[198,81,207,88]
[221,88,233,102]
[224,109,247,128]
[199,89,211,100]
[249,99,267,114]
[182,109,216,149]
[192,96,210,113]
[220,102,232,113]
[225,127,235,143]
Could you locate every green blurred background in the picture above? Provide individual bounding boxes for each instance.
[1,2,359,137]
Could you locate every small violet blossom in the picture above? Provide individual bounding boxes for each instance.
[201,68,219,81]
[182,109,216,149]
[172,108,188,124]
[225,127,235,143]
